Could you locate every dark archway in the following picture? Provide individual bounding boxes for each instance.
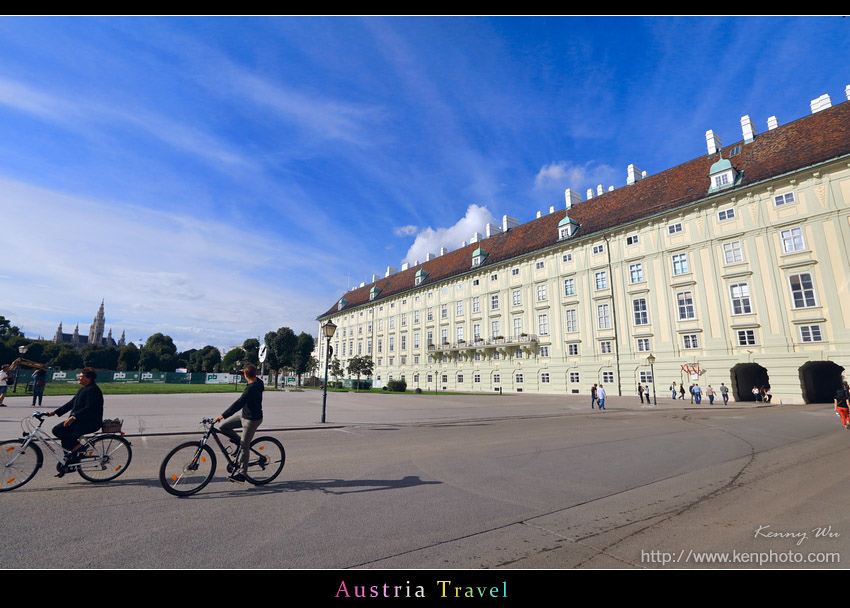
[799,361,844,404]
[731,363,770,401]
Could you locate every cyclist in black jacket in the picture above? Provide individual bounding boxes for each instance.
[213,364,264,483]
[47,367,104,461]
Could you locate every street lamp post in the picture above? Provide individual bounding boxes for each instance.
[321,321,337,423]
[647,353,657,406]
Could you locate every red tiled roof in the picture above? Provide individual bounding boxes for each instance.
[321,100,850,319]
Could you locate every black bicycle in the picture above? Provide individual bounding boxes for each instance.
[159,418,284,497]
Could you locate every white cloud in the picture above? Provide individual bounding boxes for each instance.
[401,204,496,266]
[533,160,618,192]
[393,224,418,237]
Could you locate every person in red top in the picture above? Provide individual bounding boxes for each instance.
[835,388,850,430]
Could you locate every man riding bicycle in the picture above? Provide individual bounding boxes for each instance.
[213,364,263,484]
[46,367,104,471]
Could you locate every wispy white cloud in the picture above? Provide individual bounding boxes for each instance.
[393,224,418,236]
[401,204,496,266]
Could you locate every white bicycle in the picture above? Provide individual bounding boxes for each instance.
[1,411,132,491]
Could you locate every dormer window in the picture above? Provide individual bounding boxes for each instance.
[708,156,740,193]
[337,298,348,311]
[369,286,381,301]
[414,268,429,286]
[558,212,580,240]
[471,247,488,268]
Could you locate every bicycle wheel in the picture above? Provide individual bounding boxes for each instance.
[0,439,43,491]
[244,436,284,485]
[159,442,216,497]
[77,434,132,482]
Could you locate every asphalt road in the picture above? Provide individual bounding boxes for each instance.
[1,390,847,569]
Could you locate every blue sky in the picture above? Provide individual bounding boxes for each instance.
[0,16,848,352]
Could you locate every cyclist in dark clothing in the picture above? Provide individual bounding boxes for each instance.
[47,367,103,459]
[213,364,264,483]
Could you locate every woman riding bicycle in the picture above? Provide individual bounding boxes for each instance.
[46,367,104,466]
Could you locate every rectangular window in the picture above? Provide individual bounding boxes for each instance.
[597,304,611,330]
[414,333,420,349]
[626,234,639,245]
[565,309,578,333]
[491,273,498,282]
[629,263,643,283]
[683,334,699,349]
[595,271,608,290]
[537,284,547,302]
[677,291,696,320]
[568,344,579,356]
[516,373,524,383]
[800,325,823,342]
[718,208,736,221]
[513,317,522,338]
[512,267,520,276]
[457,374,463,383]
[633,298,649,325]
[729,283,752,314]
[640,371,653,383]
[564,278,575,296]
[538,313,549,336]
[602,371,614,383]
[401,335,407,350]
[414,310,420,324]
[789,273,817,308]
[562,253,573,262]
[456,301,463,317]
[570,372,580,383]
[491,294,499,310]
[389,316,395,329]
[723,241,743,264]
[540,346,549,357]
[781,227,805,253]
[535,261,544,270]
[472,279,479,286]
[668,222,683,235]
[427,308,433,322]
[389,337,395,352]
[472,297,480,313]
[541,373,550,383]
[441,305,447,319]
[774,192,796,206]
[737,330,756,346]
[474,374,481,383]
[636,338,650,352]
[491,320,500,338]
[513,289,521,306]
[377,338,383,354]
[493,374,500,383]
[400,315,406,327]
[593,244,605,255]
[672,253,689,275]
[600,341,612,354]
[473,324,481,340]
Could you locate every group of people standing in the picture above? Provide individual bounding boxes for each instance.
[0,364,47,407]
[669,381,729,405]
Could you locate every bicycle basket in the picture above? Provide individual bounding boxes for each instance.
[101,418,123,433]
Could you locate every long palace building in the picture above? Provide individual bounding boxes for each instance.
[317,87,850,404]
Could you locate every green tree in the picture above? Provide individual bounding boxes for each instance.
[53,346,83,370]
[293,332,316,386]
[346,355,374,390]
[222,347,246,371]
[242,338,260,366]
[264,327,297,387]
[0,315,21,339]
[329,357,343,386]
[117,343,140,371]
[189,345,221,373]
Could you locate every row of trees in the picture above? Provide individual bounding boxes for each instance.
[0,316,317,385]
[328,354,375,388]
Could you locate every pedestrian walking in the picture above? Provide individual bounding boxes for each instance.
[679,384,686,400]
[590,384,598,409]
[707,384,715,405]
[597,384,607,410]
[689,384,695,403]
[638,384,645,404]
[693,383,702,405]
[670,381,677,399]
[720,383,729,405]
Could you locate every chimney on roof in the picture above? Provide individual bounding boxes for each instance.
[608,185,614,192]
[425,252,435,261]
[810,94,832,113]
[706,130,722,155]
[586,188,593,199]
[536,211,542,218]
[502,215,518,231]
[741,115,756,143]
[372,274,379,283]
[564,188,582,210]
[485,223,502,238]
[461,240,467,248]
[414,259,420,266]
[359,282,365,288]
[470,232,482,243]
[627,164,644,185]
[846,84,850,100]
[385,266,397,277]
[767,116,779,130]
[549,205,555,214]
[401,262,409,271]
[440,247,447,256]
[596,184,604,196]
